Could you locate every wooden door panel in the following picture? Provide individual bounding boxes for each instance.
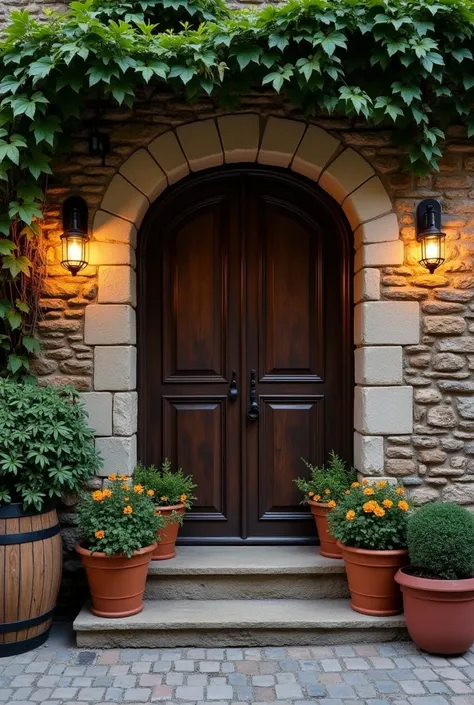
[258,396,324,519]
[163,206,227,382]
[162,397,226,520]
[261,204,323,381]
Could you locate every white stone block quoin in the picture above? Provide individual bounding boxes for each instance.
[148,131,189,185]
[85,304,136,345]
[218,114,260,163]
[355,346,403,386]
[354,213,399,249]
[355,386,413,435]
[291,125,340,181]
[354,301,420,346]
[101,174,149,227]
[95,436,137,477]
[120,148,168,202]
[354,240,404,272]
[343,177,392,230]
[319,148,374,204]
[354,433,384,475]
[93,210,137,248]
[354,268,380,303]
[80,392,112,437]
[89,243,135,268]
[114,392,138,436]
[258,117,305,168]
[94,346,137,391]
[98,266,136,306]
[177,119,223,171]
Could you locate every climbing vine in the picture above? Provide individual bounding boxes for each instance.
[1,0,474,376]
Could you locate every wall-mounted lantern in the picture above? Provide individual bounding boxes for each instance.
[416,199,446,274]
[61,197,89,276]
[88,124,110,166]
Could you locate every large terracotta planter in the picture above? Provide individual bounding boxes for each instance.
[339,542,408,616]
[153,504,185,560]
[76,542,156,618]
[396,568,474,654]
[308,500,342,559]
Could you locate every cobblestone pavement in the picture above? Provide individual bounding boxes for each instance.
[1,625,474,704]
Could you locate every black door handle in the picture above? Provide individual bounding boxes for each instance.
[247,370,259,421]
[228,370,239,401]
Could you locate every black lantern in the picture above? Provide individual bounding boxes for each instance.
[61,197,89,276]
[416,199,446,274]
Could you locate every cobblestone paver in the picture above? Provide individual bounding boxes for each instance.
[1,627,474,704]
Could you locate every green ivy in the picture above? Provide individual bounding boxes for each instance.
[1,0,474,374]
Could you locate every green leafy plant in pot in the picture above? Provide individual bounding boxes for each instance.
[76,476,164,617]
[134,459,196,560]
[330,480,411,615]
[295,452,355,559]
[395,502,474,654]
[0,381,101,655]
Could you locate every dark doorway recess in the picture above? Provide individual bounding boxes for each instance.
[138,166,353,544]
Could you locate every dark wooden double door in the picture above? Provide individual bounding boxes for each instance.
[139,167,352,543]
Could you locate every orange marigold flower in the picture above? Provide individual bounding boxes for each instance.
[119,474,129,481]
[102,488,112,499]
[147,489,155,497]
[327,500,337,508]
[121,483,130,490]
[179,494,187,503]
[324,489,331,495]
[308,491,314,497]
[376,481,387,489]
[345,490,351,495]
[313,494,321,502]
[362,479,369,485]
[396,487,405,495]
[161,496,169,502]
[108,473,117,481]
[346,510,356,521]
[92,490,103,502]
[398,500,409,511]
[364,487,375,496]
[351,482,360,488]
[123,505,133,515]
[134,484,144,495]
[383,499,393,509]
[363,501,376,513]
[95,530,105,539]
[374,505,386,518]
[124,497,129,501]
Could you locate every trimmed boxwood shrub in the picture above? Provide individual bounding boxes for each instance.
[407,502,474,580]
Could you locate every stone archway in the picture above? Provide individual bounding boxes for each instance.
[83,115,419,479]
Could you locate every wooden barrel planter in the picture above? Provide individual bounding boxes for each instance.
[0,502,62,657]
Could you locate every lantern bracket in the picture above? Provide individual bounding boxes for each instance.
[416,198,442,238]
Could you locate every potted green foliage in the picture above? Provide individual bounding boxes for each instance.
[76,475,163,617]
[295,452,355,559]
[396,502,474,654]
[134,459,196,560]
[329,480,411,615]
[0,381,100,655]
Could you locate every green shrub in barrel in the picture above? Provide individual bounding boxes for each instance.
[0,381,101,656]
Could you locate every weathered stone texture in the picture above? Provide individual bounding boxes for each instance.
[32,89,474,509]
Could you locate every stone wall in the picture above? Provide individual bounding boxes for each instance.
[34,94,474,519]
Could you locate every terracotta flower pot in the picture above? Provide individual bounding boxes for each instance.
[338,542,408,616]
[308,500,342,559]
[76,542,156,618]
[153,504,185,560]
[396,567,474,654]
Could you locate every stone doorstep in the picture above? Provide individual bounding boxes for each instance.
[145,546,350,601]
[74,598,407,648]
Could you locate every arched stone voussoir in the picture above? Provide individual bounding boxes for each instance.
[343,176,393,231]
[93,210,138,249]
[217,114,260,163]
[258,116,306,168]
[176,119,223,172]
[319,148,374,205]
[100,174,149,228]
[291,125,340,182]
[119,148,167,202]
[148,131,189,185]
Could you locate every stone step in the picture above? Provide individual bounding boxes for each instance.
[145,546,350,600]
[74,598,407,648]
